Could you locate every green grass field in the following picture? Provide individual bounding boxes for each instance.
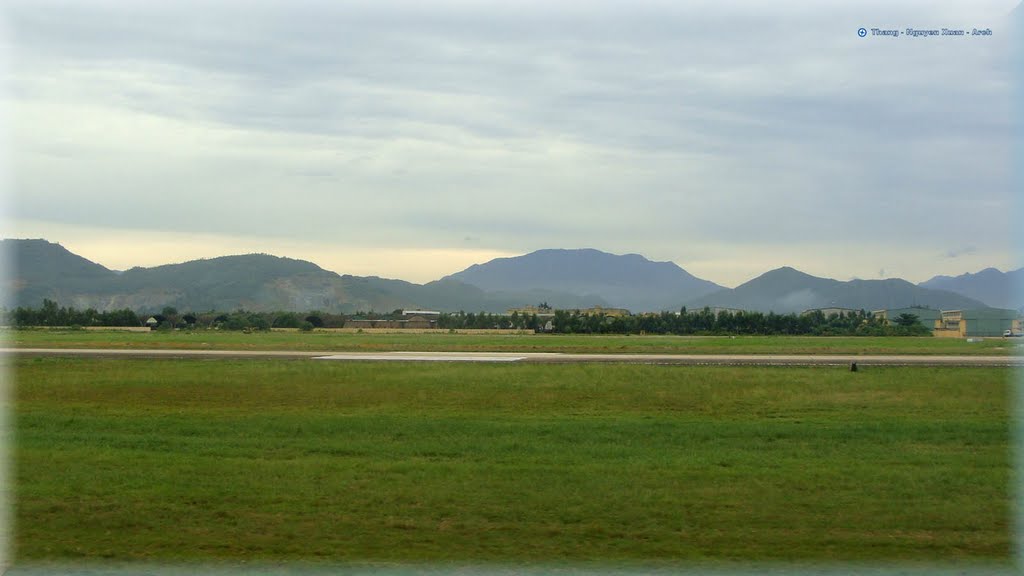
[13,357,1012,564]
[7,328,1022,355]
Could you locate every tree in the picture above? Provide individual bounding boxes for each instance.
[273,312,301,328]
[249,315,271,331]
[40,299,59,325]
[894,313,921,328]
[158,306,180,328]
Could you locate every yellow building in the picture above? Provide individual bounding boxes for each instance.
[507,306,555,317]
[932,309,1021,338]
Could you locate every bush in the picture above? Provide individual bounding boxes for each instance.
[299,321,315,332]
[222,316,250,331]
[274,313,301,329]
[250,316,271,331]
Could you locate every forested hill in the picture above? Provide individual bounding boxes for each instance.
[2,239,604,313]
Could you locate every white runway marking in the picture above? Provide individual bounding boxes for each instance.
[313,353,526,362]
[3,348,1021,366]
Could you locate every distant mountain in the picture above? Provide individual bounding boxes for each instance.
[444,248,723,312]
[5,239,1009,316]
[918,268,1023,310]
[1,239,605,313]
[106,253,356,312]
[685,266,989,314]
[1,238,118,308]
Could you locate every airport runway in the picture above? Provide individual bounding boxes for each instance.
[3,348,1022,366]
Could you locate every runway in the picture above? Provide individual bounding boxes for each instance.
[4,348,1022,366]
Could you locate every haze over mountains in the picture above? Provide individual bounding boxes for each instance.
[919,268,1023,311]
[2,239,1018,314]
[686,267,989,314]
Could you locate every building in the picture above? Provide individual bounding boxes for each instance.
[707,307,747,317]
[508,306,630,318]
[403,315,436,329]
[577,306,631,317]
[872,307,942,327]
[933,308,1022,338]
[402,310,440,318]
[675,307,750,317]
[345,310,440,330]
[800,307,860,317]
[401,310,440,329]
[507,306,555,318]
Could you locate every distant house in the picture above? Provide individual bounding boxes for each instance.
[145,317,159,329]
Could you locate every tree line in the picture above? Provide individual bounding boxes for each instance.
[2,300,347,332]
[3,300,931,336]
[437,308,931,336]
[6,299,142,328]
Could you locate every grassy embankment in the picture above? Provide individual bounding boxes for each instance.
[6,328,1021,355]
[14,358,1011,563]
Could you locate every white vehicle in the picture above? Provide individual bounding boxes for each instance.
[1003,330,1023,337]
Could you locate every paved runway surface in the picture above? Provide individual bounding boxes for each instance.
[4,348,1022,366]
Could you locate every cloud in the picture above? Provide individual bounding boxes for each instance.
[2,0,1017,285]
[944,245,979,259]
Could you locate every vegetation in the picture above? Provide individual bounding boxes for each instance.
[5,300,934,336]
[6,299,142,328]
[15,358,1011,562]
[2,300,348,331]
[438,307,933,336]
[8,329,1018,356]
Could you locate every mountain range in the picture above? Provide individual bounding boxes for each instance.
[686,267,989,314]
[918,268,1023,311]
[1,239,605,314]
[1,238,1019,314]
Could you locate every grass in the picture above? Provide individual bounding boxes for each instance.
[12,357,1012,564]
[6,328,1021,355]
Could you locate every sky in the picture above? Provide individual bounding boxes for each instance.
[1,0,1019,287]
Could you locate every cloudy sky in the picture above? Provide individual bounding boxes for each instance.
[1,0,1018,286]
